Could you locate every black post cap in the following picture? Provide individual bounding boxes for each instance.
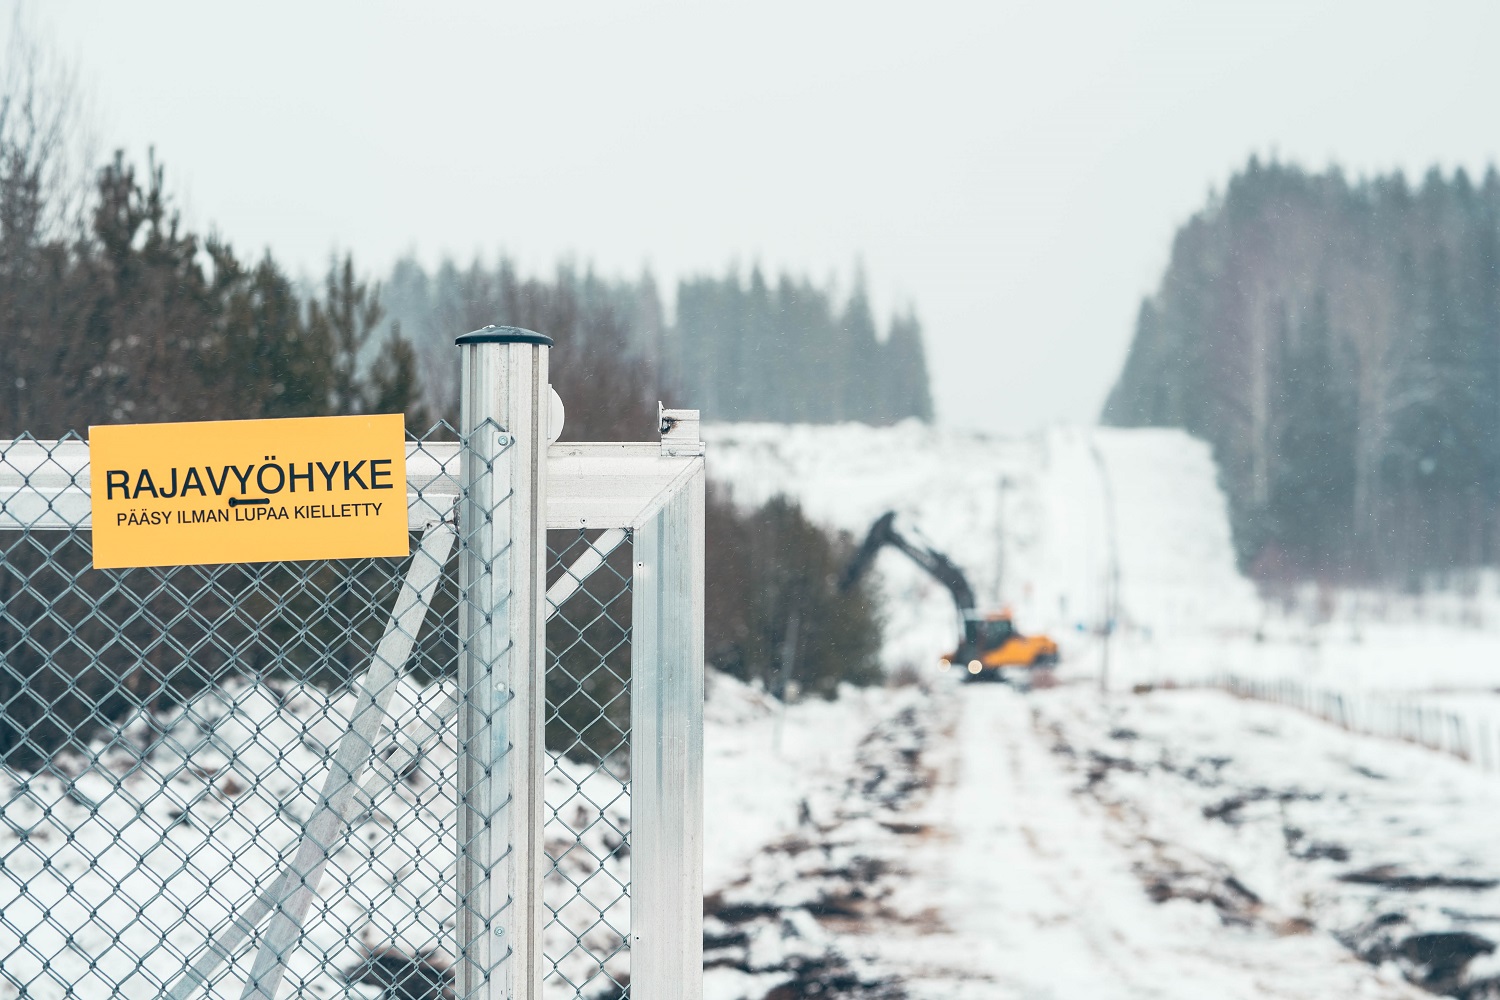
[454,325,555,347]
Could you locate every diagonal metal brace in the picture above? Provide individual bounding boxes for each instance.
[237,521,456,999]
[166,522,623,999]
[547,528,627,615]
[164,522,456,1000]
[356,527,630,811]
[352,527,632,812]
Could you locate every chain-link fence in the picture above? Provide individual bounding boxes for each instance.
[0,433,644,1000]
[0,333,704,1000]
[544,528,633,998]
[0,427,464,999]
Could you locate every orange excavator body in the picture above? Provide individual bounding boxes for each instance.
[942,612,1059,681]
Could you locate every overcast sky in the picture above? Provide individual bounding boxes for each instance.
[13,2,1500,431]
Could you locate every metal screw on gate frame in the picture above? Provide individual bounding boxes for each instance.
[494,926,505,937]
[496,433,510,445]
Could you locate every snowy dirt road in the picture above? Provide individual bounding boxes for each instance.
[704,421,1500,998]
[903,685,1420,1000]
[705,681,1435,1000]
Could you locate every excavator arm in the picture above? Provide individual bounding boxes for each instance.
[840,511,1060,684]
[837,511,977,616]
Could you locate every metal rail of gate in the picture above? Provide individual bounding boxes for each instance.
[0,329,704,1000]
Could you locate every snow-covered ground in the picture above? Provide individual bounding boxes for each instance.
[1036,685,1500,994]
[8,420,1500,999]
[699,678,1437,999]
[703,421,1500,998]
[0,677,634,999]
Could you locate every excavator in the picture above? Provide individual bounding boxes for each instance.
[838,511,1059,684]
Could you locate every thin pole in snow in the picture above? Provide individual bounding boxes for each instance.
[1089,435,1120,697]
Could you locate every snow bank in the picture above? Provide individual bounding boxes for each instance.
[708,420,1500,697]
[703,669,895,891]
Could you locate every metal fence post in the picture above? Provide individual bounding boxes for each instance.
[630,409,706,999]
[456,326,552,1000]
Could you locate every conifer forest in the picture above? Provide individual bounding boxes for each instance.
[1105,159,1500,585]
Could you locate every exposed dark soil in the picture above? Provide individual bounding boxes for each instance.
[1137,856,1264,927]
[1282,824,1351,862]
[1201,787,1322,825]
[699,698,937,998]
[1040,699,1500,1000]
[759,955,908,1000]
[707,896,787,924]
[1340,915,1500,998]
[1338,866,1500,892]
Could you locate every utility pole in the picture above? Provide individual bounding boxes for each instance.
[1089,435,1120,696]
[773,613,799,755]
[996,475,1013,605]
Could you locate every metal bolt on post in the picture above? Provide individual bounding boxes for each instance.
[455,325,553,1000]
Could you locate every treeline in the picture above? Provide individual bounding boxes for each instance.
[380,258,934,427]
[675,268,933,424]
[0,50,885,763]
[1104,157,1500,584]
[0,151,422,438]
[380,256,662,437]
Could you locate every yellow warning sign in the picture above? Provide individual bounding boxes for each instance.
[89,414,409,569]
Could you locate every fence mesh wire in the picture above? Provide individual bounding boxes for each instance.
[0,428,632,1000]
[544,530,631,998]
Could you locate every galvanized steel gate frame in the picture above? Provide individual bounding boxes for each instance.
[0,330,705,1000]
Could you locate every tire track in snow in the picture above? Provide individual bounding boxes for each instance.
[1036,686,1500,999]
[896,685,1425,1000]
